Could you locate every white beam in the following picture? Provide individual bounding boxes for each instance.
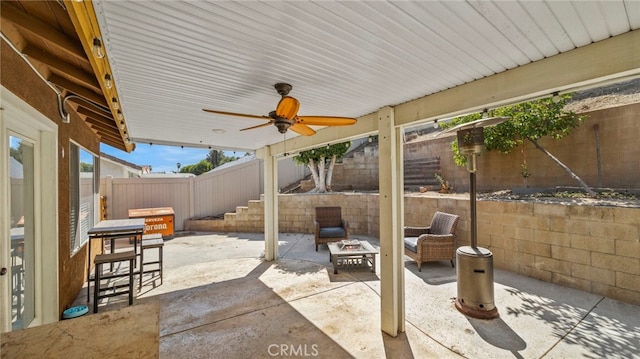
[395,29,640,125]
[261,146,279,260]
[276,29,640,155]
[378,106,405,336]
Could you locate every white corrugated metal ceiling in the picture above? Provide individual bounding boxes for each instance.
[94,0,640,152]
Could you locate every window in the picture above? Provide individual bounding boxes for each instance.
[69,143,98,254]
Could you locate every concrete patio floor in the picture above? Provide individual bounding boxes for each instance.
[6,232,639,358]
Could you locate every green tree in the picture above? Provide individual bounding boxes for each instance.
[179,160,213,176]
[179,150,242,176]
[10,144,23,164]
[206,150,238,168]
[293,141,351,193]
[442,95,594,196]
[80,162,94,172]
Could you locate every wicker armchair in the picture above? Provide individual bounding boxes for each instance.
[314,207,349,251]
[404,211,459,271]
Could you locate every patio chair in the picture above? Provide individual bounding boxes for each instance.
[314,206,349,251]
[404,211,459,271]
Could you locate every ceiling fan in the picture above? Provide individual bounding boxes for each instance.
[203,83,357,136]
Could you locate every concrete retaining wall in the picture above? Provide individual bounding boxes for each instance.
[185,193,640,305]
[292,103,639,194]
[359,103,640,192]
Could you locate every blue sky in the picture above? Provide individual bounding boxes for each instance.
[100,143,245,173]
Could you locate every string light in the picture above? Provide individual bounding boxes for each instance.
[104,74,112,89]
[92,38,105,58]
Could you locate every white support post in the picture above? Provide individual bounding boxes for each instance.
[262,146,279,261]
[378,106,405,336]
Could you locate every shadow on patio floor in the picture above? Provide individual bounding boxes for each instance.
[5,232,637,358]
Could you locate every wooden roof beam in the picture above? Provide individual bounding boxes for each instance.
[75,105,116,127]
[65,0,134,153]
[49,74,107,108]
[0,2,89,66]
[103,140,127,152]
[23,45,100,92]
[81,116,124,142]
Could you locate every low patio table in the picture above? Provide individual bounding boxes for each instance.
[86,218,145,301]
[327,240,378,274]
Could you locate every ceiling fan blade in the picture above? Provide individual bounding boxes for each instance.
[240,122,274,131]
[289,123,316,136]
[275,96,300,120]
[295,116,357,126]
[203,108,270,120]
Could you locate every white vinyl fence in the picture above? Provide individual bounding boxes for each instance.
[100,157,306,231]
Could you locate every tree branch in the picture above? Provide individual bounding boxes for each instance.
[528,138,596,197]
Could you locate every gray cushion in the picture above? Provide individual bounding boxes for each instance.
[318,227,346,238]
[404,237,419,253]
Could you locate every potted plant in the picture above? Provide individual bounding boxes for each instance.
[435,173,452,193]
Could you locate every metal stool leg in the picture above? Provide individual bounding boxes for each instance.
[93,262,101,313]
[159,245,163,285]
[128,257,134,305]
[139,246,144,290]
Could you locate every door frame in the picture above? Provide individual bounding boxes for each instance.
[1,87,59,331]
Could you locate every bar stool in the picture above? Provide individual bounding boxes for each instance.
[140,234,164,289]
[93,250,136,313]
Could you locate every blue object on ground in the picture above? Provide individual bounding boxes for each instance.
[62,305,88,319]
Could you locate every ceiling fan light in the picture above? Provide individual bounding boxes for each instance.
[275,96,300,120]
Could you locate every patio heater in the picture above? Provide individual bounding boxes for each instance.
[438,116,509,320]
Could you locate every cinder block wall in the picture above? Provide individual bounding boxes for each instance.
[299,145,380,192]
[386,103,640,192]
[332,145,380,191]
[186,193,640,305]
[479,200,639,305]
[186,193,379,235]
[299,103,639,193]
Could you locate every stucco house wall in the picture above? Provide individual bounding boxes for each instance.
[100,154,142,178]
[2,40,104,316]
